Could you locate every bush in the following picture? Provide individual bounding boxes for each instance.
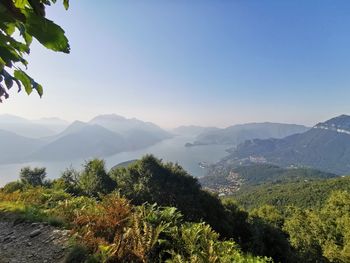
[64,244,90,263]
[166,222,272,263]
[18,187,71,208]
[2,181,25,193]
[20,166,46,187]
[109,155,232,238]
[72,194,132,253]
[52,196,97,224]
[79,159,116,197]
[53,167,82,195]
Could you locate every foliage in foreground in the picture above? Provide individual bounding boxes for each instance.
[0,0,70,101]
[0,187,270,263]
[1,155,349,262]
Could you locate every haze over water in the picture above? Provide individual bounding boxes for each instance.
[0,135,229,186]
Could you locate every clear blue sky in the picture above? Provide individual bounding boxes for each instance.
[2,0,350,128]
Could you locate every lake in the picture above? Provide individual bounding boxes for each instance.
[0,135,230,186]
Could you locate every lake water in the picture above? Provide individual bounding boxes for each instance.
[0,135,230,186]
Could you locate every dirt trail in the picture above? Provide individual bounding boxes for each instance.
[0,220,70,263]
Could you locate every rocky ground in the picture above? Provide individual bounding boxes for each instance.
[0,219,70,263]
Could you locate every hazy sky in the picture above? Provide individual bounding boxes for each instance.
[2,0,350,128]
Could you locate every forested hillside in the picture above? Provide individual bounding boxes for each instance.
[227,115,350,174]
[1,156,349,262]
[230,175,350,210]
[200,163,336,195]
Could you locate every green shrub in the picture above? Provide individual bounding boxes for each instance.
[166,222,272,263]
[51,196,96,224]
[20,166,47,187]
[110,155,232,237]
[2,181,25,193]
[64,244,90,263]
[47,216,65,227]
[79,159,116,197]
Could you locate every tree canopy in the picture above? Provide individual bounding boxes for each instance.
[19,166,46,186]
[0,0,70,102]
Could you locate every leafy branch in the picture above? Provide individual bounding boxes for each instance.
[0,0,70,102]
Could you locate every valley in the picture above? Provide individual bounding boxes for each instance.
[1,114,350,262]
[0,134,229,186]
[2,2,350,261]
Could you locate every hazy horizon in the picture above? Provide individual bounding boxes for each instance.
[0,112,342,130]
[2,1,350,128]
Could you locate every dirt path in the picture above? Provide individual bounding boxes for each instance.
[0,220,70,263]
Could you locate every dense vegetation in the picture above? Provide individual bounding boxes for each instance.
[230,175,350,210]
[200,163,336,195]
[233,165,336,185]
[1,155,349,262]
[0,156,273,262]
[226,176,350,262]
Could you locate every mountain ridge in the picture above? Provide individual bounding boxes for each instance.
[0,114,172,163]
[191,122,309,146]
[225,115,350,174]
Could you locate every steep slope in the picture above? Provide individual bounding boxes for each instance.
[230,175,350,210]
[0,130,44,163]
[227,115,350,174]
[29,124,127,160]
[0,114,173,163]
[90,114,172,149]
[44,120,88,142]
[193,122,309,146]
[200,163,336,195]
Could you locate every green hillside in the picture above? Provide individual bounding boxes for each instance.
[1,156,350,262]
[227,115,350,175]
[230,175,350,210]
[200,163,336,195]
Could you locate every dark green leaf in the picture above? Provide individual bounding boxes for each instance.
[4,75,13,89]
[25,10,70,53]
[28,0,45,16]
[0,46,22,63]
[4,22,15,35]
[14,69,32,94]
[1,0,26,22]
[0,57,5,70]
[24,32,32,46]
[63,0,69,10]
[32,81,43,97]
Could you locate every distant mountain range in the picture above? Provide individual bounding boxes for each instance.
[0,130,45,163]
[3,114,350,176]
[0,114,172,163]
[189,122,309,146]
[0,114,69,138]
[225,115,350,174]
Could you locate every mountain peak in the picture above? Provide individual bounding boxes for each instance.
[314,115,350,131]
[325,114,350,123]
[89,114,126,123]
